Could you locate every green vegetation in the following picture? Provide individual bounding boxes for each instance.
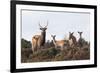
[21,38,90,63]
[21,38,32,48]
[21,46,90,63]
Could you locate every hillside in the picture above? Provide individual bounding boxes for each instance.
[21,45,90,63]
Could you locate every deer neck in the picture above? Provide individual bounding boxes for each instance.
[72,35,75,39]
[52,38,56,45]
[80,35,82,39]
[72,35,77,43]
[41,31,46,46]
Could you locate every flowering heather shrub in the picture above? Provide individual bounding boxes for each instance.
[21,38,90,63]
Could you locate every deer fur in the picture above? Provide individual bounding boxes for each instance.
[68,38,73,47]
[69,32,77,47]
[78,31,84,47]
[78,32,82,38]
[32,22,48,53]
[32,35,40,52]
[51,35,68,50]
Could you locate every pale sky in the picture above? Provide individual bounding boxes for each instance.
[21,10,90,42]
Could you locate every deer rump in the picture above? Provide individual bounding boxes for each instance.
[32,35,40,50]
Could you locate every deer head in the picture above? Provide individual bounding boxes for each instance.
[69,32,74,40]
[39,21,48,32]
[51,35,56,40]
[78,31,83,38]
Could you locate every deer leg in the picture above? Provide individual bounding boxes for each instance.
[55,45,57,49]
[61,46,64,51]
[32,44,36,53]
[32,48,35,53]
[32,45,34,53]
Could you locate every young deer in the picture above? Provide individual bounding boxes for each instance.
[78,32,83,38]
[78,31,84,47]
[69,32,77,47]
[51,35,67,50]
[32,22,48,53]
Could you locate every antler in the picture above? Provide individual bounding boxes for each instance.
[39,21,48,28]
[39,22,43,28]
[44,21,48,28]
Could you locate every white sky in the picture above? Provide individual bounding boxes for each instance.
[21,10,90,42]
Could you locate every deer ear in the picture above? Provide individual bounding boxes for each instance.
[81,32,83,34]
[72,32,74,34]
[51,35,54,37]
[78,31,79,33]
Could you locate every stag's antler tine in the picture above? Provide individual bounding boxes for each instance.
[39,22,42,28]
[44,21,48,28]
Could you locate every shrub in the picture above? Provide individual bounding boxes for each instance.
[21,38,32,48]
[21,43,90,63]
[26,48,60,62]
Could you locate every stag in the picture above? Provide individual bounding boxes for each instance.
[32,22,48,52]
[51,35,68,50]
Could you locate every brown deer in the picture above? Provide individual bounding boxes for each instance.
[51,35,68,50]
[32,35,40,52]
[69,32,77,47]
[32,22,48,52]
[78,31,86,47]
[78,32,83,38]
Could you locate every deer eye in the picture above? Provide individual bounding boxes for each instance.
[40,28,42,30]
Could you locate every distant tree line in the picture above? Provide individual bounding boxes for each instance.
[21,38,32,48]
